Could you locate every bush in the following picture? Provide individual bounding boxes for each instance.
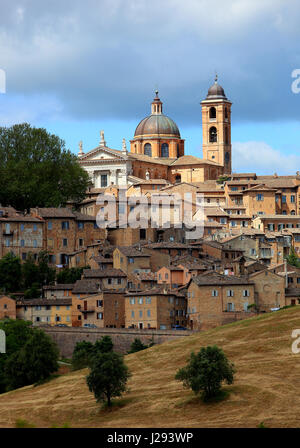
[128,338,149,354]
[175,345,235,401]
[86,351,131,407]
[71,336,114,371]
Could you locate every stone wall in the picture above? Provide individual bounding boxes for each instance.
[42,326,193,358]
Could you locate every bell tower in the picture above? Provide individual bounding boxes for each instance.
[201,75,232,174]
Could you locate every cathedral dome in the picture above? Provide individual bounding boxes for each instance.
[206,75,227,100]
[134,91,181,138]
[134,114,180,138]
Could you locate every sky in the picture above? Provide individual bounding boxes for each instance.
[0,0,300,174]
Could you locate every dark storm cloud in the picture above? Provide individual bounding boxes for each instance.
[1,0,300,125]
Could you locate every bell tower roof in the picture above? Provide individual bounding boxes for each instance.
[206,74,227,100]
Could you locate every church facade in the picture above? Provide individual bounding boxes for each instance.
[78,77,230,186]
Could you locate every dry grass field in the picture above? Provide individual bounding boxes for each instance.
[1,307,300,428]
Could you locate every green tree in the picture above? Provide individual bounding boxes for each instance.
[285,246,300,268]
[128,338,148,354]
[0,123,90,211]
[4,329,59,390]
[175,346,235,401]
[22,254,40,289]
[56,267,87,284]
[0,319,33,392]
[86,352,131,407]
[0,253,22,293]
[93,336,113,354]
[71,341,95,371]
[37,251,56,286]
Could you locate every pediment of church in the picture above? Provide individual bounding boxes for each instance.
[79,146,126,163]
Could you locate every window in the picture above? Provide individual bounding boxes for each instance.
[63,238,68,247]
[130,298,135,305]
[140,228,146,240]
[97,312,103,320]
[129,257,134,264]
[77,221,84,230]
[146,297,151,304]
[20,224,24,231]
[48,221,52,230]
[209,107,216,119]
[33,239,37,248]
[144,143,152,157]
[139,310,142,318]
[33,224,37,231]
[161,143,169,157]
[268,223,275,231]
[66,316,70,322]
[209,126,217,143]
[165,273,169,279]
[21,239,25,247]
[227,290,234,297]
[291,195,296,203]
[3,304,7,309]
[227,302,235,311]
[147,310,151,317]
[131,311,135,318]
[107,278,112,285]
[97,300,103,307]
[5,239,10,247]
[117,278,122,284]
[256,194,264,201]
[22,253,27,261]
[115,312,118,320]
[212,290,218,297]
[61,221,69,230]
[79,238,83,246]
[138,298,143,304]
[168,297,174,304]
[101,174,108,187]
[231,187,238,191]
[243,290,250,297]
[282,195,286,204]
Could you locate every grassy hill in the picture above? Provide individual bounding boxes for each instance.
[1,307,300,428]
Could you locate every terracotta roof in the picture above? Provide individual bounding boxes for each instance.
[43,284,74,290]
[83,268,126,278]
[72,279,101,294]
[255,214,300,219]
[126,287,185,297]
[192,272,253,286]
[145,242,193,249]
[170,155,221,167]
[128,153,175,165]
[17,298,72,306]
[117,247,151,257]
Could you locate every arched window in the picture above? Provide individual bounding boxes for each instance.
[291,210,296,215]
[175,174,181,183]
[177,144,180,158]
[225,107,228,119]
[161,143,169,157]
[144,143,152,157]
[209,107,216,119]
[225,127,229,145]
[209,127,217,143]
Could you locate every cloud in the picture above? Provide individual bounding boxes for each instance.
[0,0,300,125]
[232,141,300,175]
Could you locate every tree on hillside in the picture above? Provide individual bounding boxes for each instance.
[86,352,131,407]
[175,345,235,401]
[71,341,95,371]
[0,320,33,392]
[0,123,90,210]
[4,328,59,390]
[22,254,40,289]
[128,337,151,354]
[71,336,114,371]
[285,246,300,268]
[0,253,22,293]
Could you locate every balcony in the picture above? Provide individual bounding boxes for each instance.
[81,307,95,313]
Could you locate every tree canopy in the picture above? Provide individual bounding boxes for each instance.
[86,351,131,407]
[285,246,300,268]
[0,123,90,210]
[175,345,235,400]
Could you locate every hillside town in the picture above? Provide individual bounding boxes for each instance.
[1,78,300,333]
